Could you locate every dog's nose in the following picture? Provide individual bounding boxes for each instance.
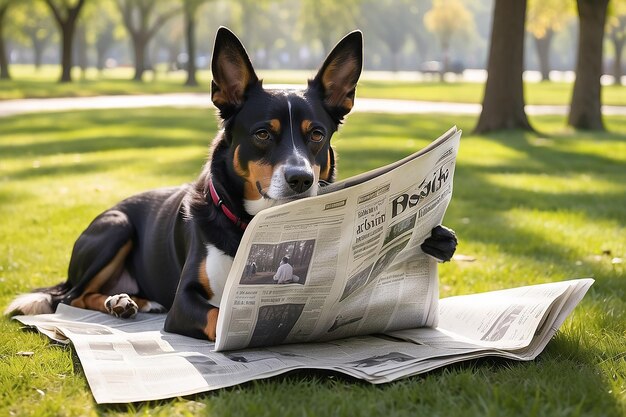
[284,166,314,193]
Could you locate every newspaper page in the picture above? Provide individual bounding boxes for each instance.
[13,278,593,403]
[388,278,594,355]
[215,127,462,351]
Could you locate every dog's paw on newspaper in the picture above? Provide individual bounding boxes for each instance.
[105,294,138,318]
[421,225,457,262]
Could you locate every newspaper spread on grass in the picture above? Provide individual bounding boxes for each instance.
[15,279,593,403]
[214,126,461,350]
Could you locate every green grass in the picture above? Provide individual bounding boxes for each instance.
[2,64,626,106]
[0,109,625,416]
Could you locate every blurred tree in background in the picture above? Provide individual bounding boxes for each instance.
[183,0,211,86]
[607,1,626,85]
[300,0,359,52]
[527,0,574,82]
[424,0,474,76]
[117,0,181,81]
[10,1,57,71]
[568,0,610,130]
[45,0,86,82]
[0,0,14,79]
[360,0,415,73]
[83,1,124,73]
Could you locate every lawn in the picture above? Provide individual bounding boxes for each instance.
[0,109,624,416]
[2,64,626,106]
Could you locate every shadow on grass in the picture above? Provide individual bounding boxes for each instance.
[2,110,624,416]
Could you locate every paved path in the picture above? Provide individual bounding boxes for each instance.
[1,92,625,118]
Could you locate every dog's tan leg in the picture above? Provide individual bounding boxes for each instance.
[131,296,167,314]
[204,308,219,341]
[71,241,132,314]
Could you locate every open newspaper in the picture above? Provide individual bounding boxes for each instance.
[215,126,461,350]
[15,279,593,403]
[12,127,594,403]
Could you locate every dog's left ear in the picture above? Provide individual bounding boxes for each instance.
[309,30,363,123]
[211,27,259,117]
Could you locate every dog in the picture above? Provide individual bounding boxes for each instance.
[5,28,457,341]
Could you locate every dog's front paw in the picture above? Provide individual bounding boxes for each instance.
[421,225,457,262]
[105,294,138,318]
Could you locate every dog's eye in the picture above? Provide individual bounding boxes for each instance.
[254,129,270,141]
[310,130,325,143]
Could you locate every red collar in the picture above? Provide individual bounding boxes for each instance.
[208,180,248,231]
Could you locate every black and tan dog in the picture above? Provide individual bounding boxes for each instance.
[5,28,457,341]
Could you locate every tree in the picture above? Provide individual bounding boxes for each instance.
[0,0,14,79]
[116,0,181,81]
[568,0,610,130]
[45,0,87,83]
[607,2,626,85]
[527,0,574,81]
[424,0,474,76]
[300,0,359,52]
[360,0,415,72]
[80,0,124,74]
[12,0,57,70]
[182,0,209,86]
[151,12,183,75]
[474,0,533,134]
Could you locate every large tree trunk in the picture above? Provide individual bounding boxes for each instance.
[184,7,198,86]
[568,0,609,130]
[533,29,553,82]
[611,34,624,86]
[0,4,10,80]
[474,0,533,133]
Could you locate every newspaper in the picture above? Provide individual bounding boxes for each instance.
[15,278,593,403]
[215,126,461,350]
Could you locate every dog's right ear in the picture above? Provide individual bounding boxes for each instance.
[309,30,363,124]
[211,27,259,117]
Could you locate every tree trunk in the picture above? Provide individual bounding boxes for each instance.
[46,0,86,83]
[184,7,198,86]
[474,0,533,133]
[0,4,10,80]
[568,0,609,130]
[441,39,450,82]
[59,24,75,82]
[611,34,624,86]
[132,35,147,82]
[96,43,107,72]
[533,29,553,82]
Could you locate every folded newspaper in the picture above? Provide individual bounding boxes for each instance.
[13,127,594,403]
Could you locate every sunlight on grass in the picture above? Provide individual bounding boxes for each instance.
[485,173,622,194]
[0,109,624,417]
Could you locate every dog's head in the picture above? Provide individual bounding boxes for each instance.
[210,27,362,216]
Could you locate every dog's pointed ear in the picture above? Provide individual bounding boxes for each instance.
[309,30,363,123]
[211,27,259,117]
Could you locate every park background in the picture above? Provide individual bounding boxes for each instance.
[0,1,624,416]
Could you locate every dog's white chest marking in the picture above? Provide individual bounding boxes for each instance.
[205,244,233,308]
